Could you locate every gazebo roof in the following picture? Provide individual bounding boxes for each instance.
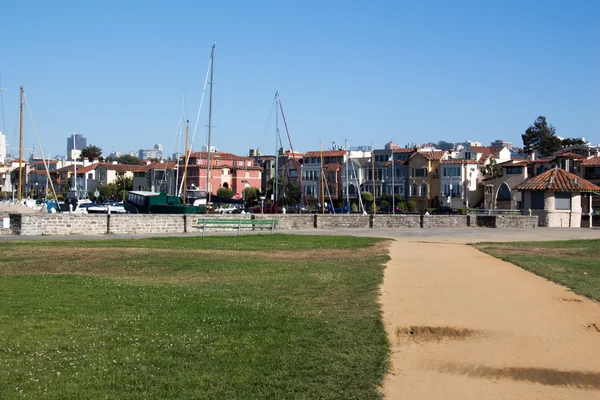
[515,168,600,193]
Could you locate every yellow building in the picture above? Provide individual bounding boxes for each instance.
[407,151,446,211]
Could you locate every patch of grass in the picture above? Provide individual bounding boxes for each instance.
[0,235,390,399]
[473,239,600,301]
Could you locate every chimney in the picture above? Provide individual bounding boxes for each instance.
[574,177,579,186]
[529,152,536,161]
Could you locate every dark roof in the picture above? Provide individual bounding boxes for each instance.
[515,168,600,192]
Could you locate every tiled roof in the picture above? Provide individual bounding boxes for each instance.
[441,159,479,164]
[393,148,417,154]
[304,150,346,157]
[470,146,504,155]
[410,151,446,161]
[136,162,177,172]
[189,151,253,161]
[515,168,600,192]
[581,157,600,166]
[556,152,586,159]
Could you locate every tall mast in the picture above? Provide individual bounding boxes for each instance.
[371,143,376,215]
[320,139,324,214]
[274,92,279,211]
[72,134,77,191]
[18,86,23,202]
[206,42,215,206]
[345,139,349,213]
[182,120,189,202]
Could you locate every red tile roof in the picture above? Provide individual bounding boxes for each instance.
[515,168,600,192]
[441,159,479,164]
[393,148,417,154]
[136,162,177,172]
[555,152,585,159]
[410,151,446,161]
[304,150,346,157]
[581,157,600,166]
[189,151,253,161]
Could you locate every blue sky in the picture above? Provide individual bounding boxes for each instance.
[1,0,598,159]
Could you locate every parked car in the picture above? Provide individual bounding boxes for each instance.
[286,204,309,214]
[430,207,460,215]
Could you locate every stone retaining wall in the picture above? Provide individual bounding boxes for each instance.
[422,215,469,228]
[10,213,108,236]
[254,214,314,230]
[315,214,371,229]
[108,214,185,234]
[372,215,422,228]
[7,213,542,236]
[475,215,538,228]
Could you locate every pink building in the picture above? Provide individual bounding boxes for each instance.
[178,151,262,196]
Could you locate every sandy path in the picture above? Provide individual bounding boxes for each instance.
[382,241,600,399]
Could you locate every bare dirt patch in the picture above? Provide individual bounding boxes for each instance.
[435,363,600,390]
[396,326,476,342]
[556,297,584,303]
[382,241,600,399]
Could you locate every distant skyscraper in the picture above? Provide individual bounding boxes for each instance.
[67,134,87,154]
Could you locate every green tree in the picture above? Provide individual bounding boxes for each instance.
[243,187,259,202]
[80,145,103,162]
[436,141,454,151]
[561,138,586,147]
[97,183,118,201]
[117,155,141,165]
[480,158,502,179]
[522,116,561,156]
[217,187,234,198]
[114,173,133,192]
[361,191,373,213]
[406,200,416,213]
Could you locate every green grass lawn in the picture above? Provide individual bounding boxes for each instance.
[473,239,600,301]
[0,235,390,399]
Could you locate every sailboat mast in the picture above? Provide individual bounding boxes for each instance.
[182,120,189,202]
[18,86,23,202]
[320,140,324,214]
[371,143,376,215]
[274,92,279,211]
[206,43,215,206]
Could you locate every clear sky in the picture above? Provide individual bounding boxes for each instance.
[0,0,598,159]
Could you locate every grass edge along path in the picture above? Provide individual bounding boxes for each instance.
[0,235,391,400]
[472,239,600,302]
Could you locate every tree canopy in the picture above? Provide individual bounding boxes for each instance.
[117,155,141,165]
[522,116,561,156]
[81,145,103,162]
[216,187,234,198]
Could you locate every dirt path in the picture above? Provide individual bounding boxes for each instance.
[381,241,600,399]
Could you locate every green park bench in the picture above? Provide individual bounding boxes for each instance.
[194,218,278,236]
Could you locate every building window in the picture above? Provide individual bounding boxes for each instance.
[421,183,428,197]
[506,166,523,175]
[555,192,571,210]
[465,152,472,160]
[443,167,460,177]
[411,183,419,196]
[443,184,461,197]
[531,191,544,209]
[412,168,427,178]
